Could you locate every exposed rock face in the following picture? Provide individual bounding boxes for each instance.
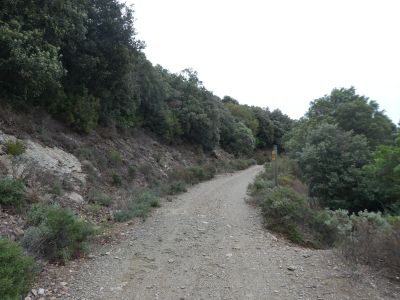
[0,131,86,191]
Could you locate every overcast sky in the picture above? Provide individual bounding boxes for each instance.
[128,0,399,123]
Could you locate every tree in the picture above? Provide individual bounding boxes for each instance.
[362,135,400,212]
[220,109,255,155]
[298,123,371,211]
[307,87,395,147]
[224,103,259,135]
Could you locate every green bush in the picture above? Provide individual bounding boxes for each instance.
[168,181,187,195]
[111,173,123,186]
[253,152,270,165]
[4,140,26,156]
[0,177,26,209]
[229,159,257,171]
[113,191,160,222]
[261,186,311,242]
[250,170,352,247]
[22,204,93,262]
[0,239,37,299]
[248,176,274,196]
[311,209,352,247]
[88,191,113,207]
[109,150,123,166]
[127,165,137,179]
[171,165,216,185]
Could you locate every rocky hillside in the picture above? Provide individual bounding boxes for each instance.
[0,108,255,242]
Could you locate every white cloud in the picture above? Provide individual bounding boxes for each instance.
[128,0,400,123]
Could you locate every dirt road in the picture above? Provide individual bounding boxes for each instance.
[67,165,398,299]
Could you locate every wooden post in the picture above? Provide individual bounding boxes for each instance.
[272,144,278,186]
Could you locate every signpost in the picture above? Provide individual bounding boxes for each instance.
[272,144,278,186]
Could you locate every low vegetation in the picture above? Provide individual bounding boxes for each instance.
[0,239,37,299]
[5,140,26,156]
[22,204,94,263]
[0,177,26,209]
[249,159,400,274]
[113,191,160,222]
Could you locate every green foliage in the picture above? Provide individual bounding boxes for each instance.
[228,159,257,171]
[168,181,187,195]
[296,123,371,211]
[311,209,352,246]
[113,191,160,222]
[0,239,37,300]
[0,20,63,106]
[127,166,137,179]
[0,0,293,153]
[225,103,259,135]
[111,173,123,186]
[88,191,113,207]
[0,177,26,209]
[4,140,25,156]
[307,87,395,147]
[50,180,63,196]
[171,165,216,185]
[249,169,354,248]
[53,91,100,133]
[109,150,123,166]
[22,204,93,262]
[223,121,255,155]
[248,176,274,197]
[260,186,311,243]
[362,136,400,211]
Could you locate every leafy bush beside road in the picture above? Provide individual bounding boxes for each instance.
[22,204,94,263]
[0,239,37,300]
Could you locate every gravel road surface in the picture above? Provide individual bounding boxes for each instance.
[66,165,398,299]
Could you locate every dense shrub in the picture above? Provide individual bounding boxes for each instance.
[249,167,353,247]
[311,209,352,246]
[260,186,311,243]
[248,176,274,196]
[22,204,93,262]
[114,191,160,222]
[0,177,26,209]
[296,123,371,211]
[0,239,37,299]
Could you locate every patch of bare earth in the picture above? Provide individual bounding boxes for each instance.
[39,166,399,299]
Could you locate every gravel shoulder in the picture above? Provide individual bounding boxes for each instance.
[65,165,399,299]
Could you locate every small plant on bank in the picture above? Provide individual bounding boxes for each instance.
[113,191,160,222]
[109,149,122,166]
[127,165,137,179]
[0,238,37,299]
[88,190,113,207]
[4,140,26,156]
[22,204,94,263]
[111,173,123,186]
[50,179,63,196]
[168,181,187,195]
[0,177,26,209]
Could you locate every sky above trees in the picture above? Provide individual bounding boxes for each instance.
[129,0,400,123]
